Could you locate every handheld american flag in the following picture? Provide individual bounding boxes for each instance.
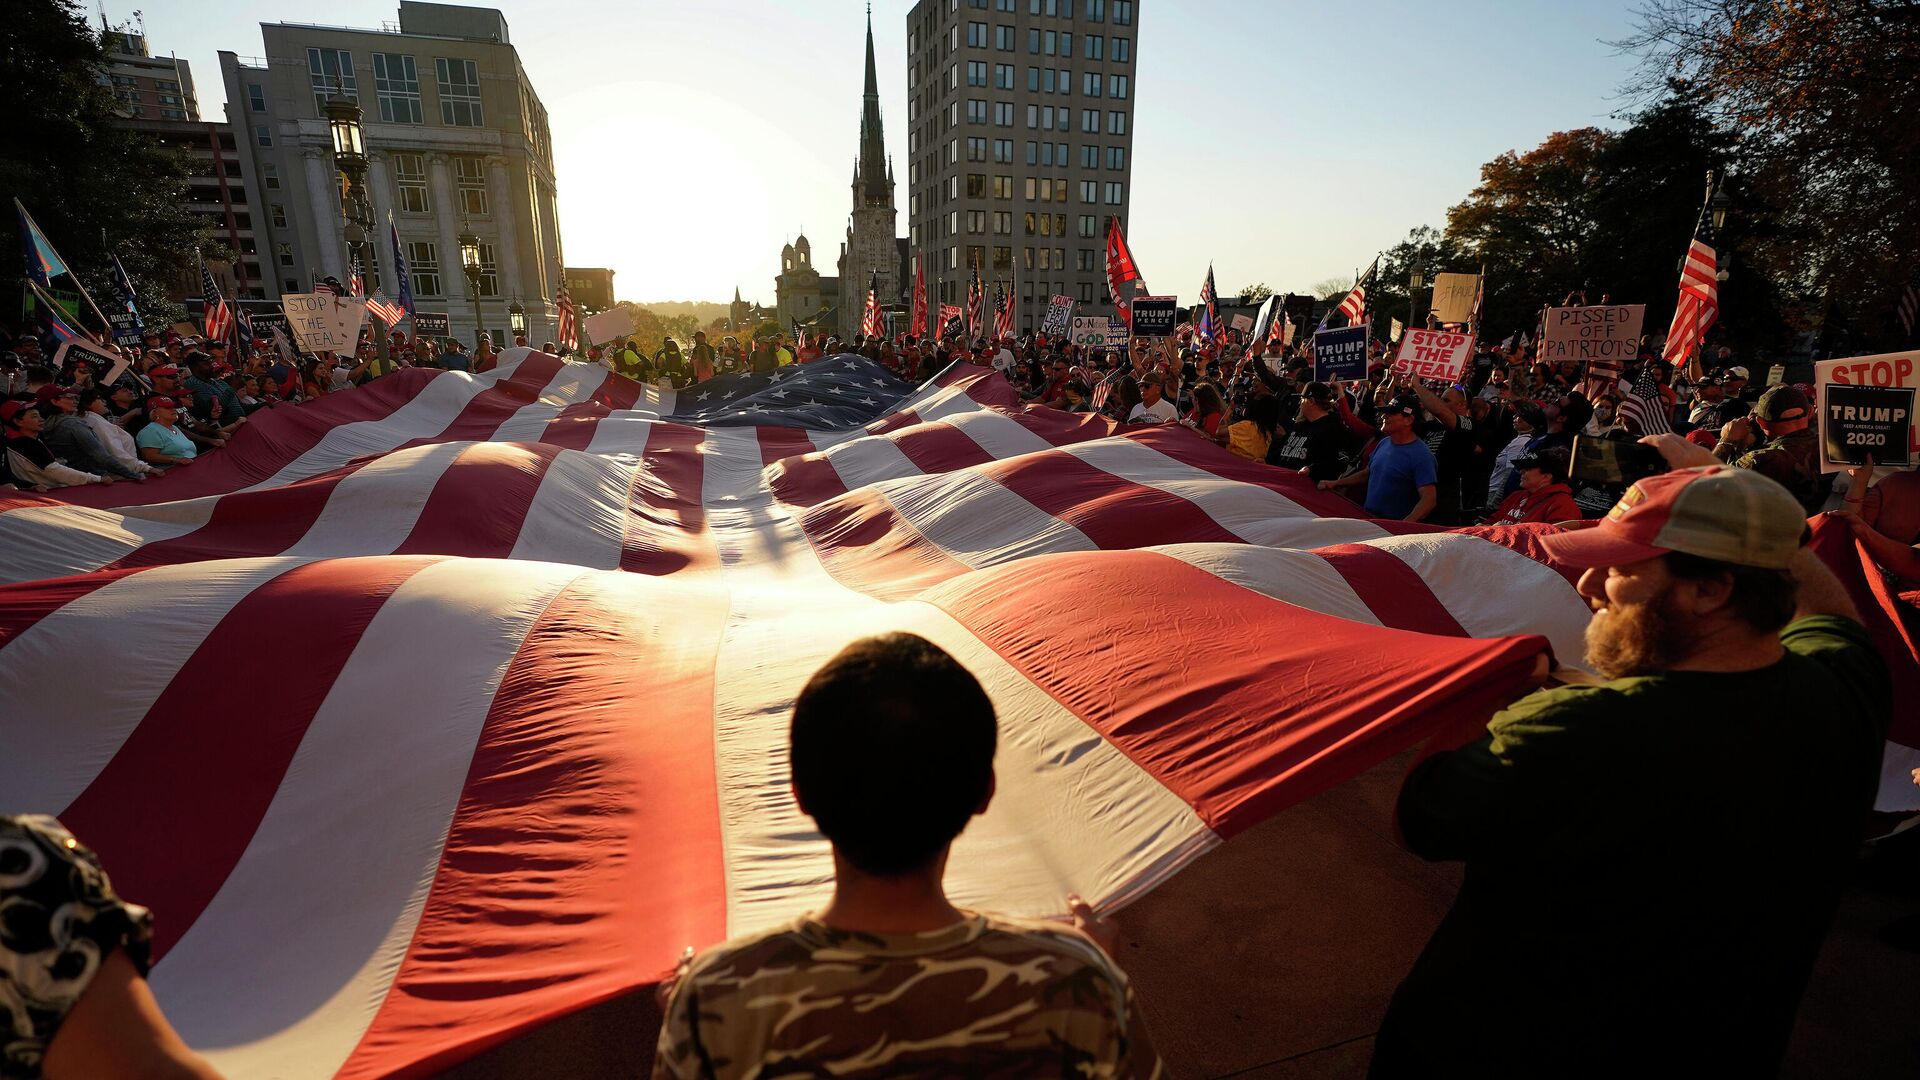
[1196,264,1218,345]
[1336,257,1378,329]
[1617,363,1673,436]
[556,276,579,352]
[347,254,364,298]
[993,282,1014,341]
[861,275,882,338]
[1661,178,1721,375]
[366,294,407,327]
[965,258,984,340]
[199,257,232,344]
[1895,265,1919,345]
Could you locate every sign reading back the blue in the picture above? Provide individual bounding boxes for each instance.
[1313,326,1369,381]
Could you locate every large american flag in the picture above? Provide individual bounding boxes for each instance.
[1617,362,1673,436]
[1337,257,1377,328]
[2,350,1912,1078]
[199,259,231,343]
[1661,211,1719,373]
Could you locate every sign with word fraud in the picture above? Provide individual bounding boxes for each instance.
[1129,296,1178,338]
[1392,328,1475,383]
[1312,325,1369,382]
[1822,384,1913,469]
[1041,294,1076,337]
[1540,304,1645,367]
[1429,272,1480,326]
[1815,349,1920,471]
[283,292,368,354]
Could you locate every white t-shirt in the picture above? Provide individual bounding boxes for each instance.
[1128,397,1178,424]
[993,348,1017,372]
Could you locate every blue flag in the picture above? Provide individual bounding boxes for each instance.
[107,254,145,346]
[15,199,69,288]
[389,218,415,316]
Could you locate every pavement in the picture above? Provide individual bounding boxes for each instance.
[447,752,1920,1078]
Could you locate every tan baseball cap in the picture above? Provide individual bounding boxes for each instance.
[1539,465,1807,569]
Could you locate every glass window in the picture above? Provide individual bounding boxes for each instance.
[1026,141,1038,165]
[1113,36,1130,62]
[261,162,279,189]
[1028,28,1040,53]
[1028,66,1040,91]
[994,138,1013,162]
[474,242,498,296]
[1084,71,1102,96]
[994,175,1013,199]
[408,241,441,296]
[253,124,272,147]
[968,21,987,47]
[1114,1,1132,25]
[1104,181,1124,204]
[454,155,488,216]
[968,98,987,123]
[1080,179,1098,202]
[1081,144,1098,168]
[1086,0,1104,21]
[967,60,987,85]
[307,47,355,114]
[1087,35,1103,60]
[393,152,430,212]
[373,53,421,124]
[996,63,1014,88]
[246,83,266,111]
[994,210,1012,233]
[435,58,483,126]
[1045,30,1056,55]
[1061,33,1073,58]
[997,25,1013,49]
[1107,146,1125,170]
[1109,74,1128,98]
[995,101,1013,126]
[1109,110,1126,135]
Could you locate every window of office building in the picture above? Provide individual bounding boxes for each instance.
[997,25,1013,49]
[1086,35,1103,60]
[994,245,1012,271]
[1114,1,1132,24]
[968,172,988,197]
[1081,144,1098,168]
[968,98,987,123]
[994,101,1013,126]
[967,136,987,161]
[1079,281,1094,302]
[1086,0,1104,20]
[1080,179,1098,202]
[408,242,441,295]
[1104,181,1124,204]
[435,57,484,126]
[1109,110,1126,135]
[307,48,355,113]
[1113,36,1130,62]
[994,138,1013,162]
[994,210,1012,233]
[968,21,987,47]
[247,83,266,111]
[967,60,987,85]
[454,155,488,215]
[392,152,429,212]
[372,53,422,123]
[1083,71,1102,96]
[993,175,1013,199]
[474,241,498,296]
[1078,215,1096,237]
[254,124,272,147]
[260,162,279,189]
[1109,74,1128,98]
[277,242,294,268]
[1107,146,1125,169]
[996,63,1014,88]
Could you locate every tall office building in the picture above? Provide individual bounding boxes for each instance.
[103,30,200,121]
[904,0,1140,336]
[219,2,563,346]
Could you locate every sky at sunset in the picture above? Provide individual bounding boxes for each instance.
[130,0,1642,305]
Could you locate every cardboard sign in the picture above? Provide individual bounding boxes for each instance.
[1766,364,1786,387]
[1041,294,1076,336]
[1541,304,1644,367]
[1815,349,1920,471]
[584,306,634,345]
[1429,273,1480,326]
[1230,313,1253,333]
[412,312,450,337]
[1129,296,1178,338]
[1822,384,1913,469]
[1392,328,1475,383]
[1070,316,1111,349]
[1312,325,1369,382]
[283,293,368,353]
[1390,318,1404,344]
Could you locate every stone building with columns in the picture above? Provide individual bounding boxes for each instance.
[218,2,563,347]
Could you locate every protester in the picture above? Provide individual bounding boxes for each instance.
[3,399,110,488]
[1480,449,1578,524]
[1273,381,1362,481]
[1373,454,1889,1077]
[78,387,155,476]
[39,385,144,480]
[653,634,1162,1078]
[1127,372,1178,424]
[1321,395,1437,521]
[134,397,197,467]
[1715,384,1833,514]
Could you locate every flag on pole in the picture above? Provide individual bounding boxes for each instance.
[556,276,579,352]
[1105,220,1145,320]
[234,306,255,355]
[1196,264,1218,345]
[1894,265,1919,345]
[1662,184,1721,376]
[1336,257,1378,329]
[109,255,140,323]
[347,254,364,298]
[911,256,928,340]
[965,257,985,340]
[27,278,85,358]
[366,294,407,326]
[861,274,882,338]
[199,256,232,343]
[1617,363,1673,437]
[389,217,416,316]
[993,281,1014,341]
[15,198,112,332]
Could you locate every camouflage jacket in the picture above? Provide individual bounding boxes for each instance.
[1735,427,1833,515]
[652,911,1165,1079]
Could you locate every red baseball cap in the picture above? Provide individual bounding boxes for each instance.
[34,384,75,404]
[150,365,182,378]
[1539,465,1807,570]
[146,396,180,411]
[0,400,31,425]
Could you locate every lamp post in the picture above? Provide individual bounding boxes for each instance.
[324,88,389,371]
[459,226,485,348]
[1406,264,1426,336]
[508,299,526,342]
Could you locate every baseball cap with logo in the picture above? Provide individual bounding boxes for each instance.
[146,396,180,412]
[149,365,181,378]
[1540,465,1806,570]
[1755,384,1811,422]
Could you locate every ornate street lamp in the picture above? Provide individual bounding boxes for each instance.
[1709,178,1731,232]
[508,299,526,338]
[325,87,389,368]
[1407,263,1427,334]
[459,226,486,346]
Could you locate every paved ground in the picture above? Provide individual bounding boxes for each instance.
[450,753,1920,1078]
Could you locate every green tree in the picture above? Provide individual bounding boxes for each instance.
[3,0,210,326]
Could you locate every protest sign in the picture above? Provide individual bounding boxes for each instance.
[283,293,367,353]
[1390,318,1404,344]
[249,310,289,336]
[1070,316,1110,349]
[1392,328,1475,383]
[1429,273,1480,325]
[1129,296,1177,338]
[1815,349,1920,471]
[584,306,634,345]
[1766,364,1786,387]
[1041,294,1075,337]
[1312,325,1369,381]
[1105,321,1131,347]
[1822,384,1913,470]
[1540,304,1645,367]
[1230,313,1253,333]
[169,321,199,340]
[411,312,450,337]
[108,309,143,347]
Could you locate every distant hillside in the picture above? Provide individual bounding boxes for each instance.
[633,300,731,324]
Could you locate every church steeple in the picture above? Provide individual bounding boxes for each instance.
[856,5,890,208]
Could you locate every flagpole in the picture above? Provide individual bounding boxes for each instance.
[16,198,114,335]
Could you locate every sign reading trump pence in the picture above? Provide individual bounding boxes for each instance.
[1392,328,1474,382]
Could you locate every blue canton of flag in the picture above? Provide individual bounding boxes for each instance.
[389,218,415,316]
[668,354,914,430]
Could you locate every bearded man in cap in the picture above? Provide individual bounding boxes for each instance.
[1371,437,1889,1078]
[1713,383,1834,514]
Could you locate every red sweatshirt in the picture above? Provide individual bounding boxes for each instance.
[1486,481,1581,525]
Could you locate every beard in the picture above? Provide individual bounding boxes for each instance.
[1584,587,1694,679]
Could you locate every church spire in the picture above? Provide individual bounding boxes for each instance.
[856,5,889,207]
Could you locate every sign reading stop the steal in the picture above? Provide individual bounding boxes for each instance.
[1821,384,1914,470]
[1392,328,1475,382]
[1814,349,1920,472]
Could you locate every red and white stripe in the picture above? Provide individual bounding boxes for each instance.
[2,348,1913,1078]
[1662,237,1719,369]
